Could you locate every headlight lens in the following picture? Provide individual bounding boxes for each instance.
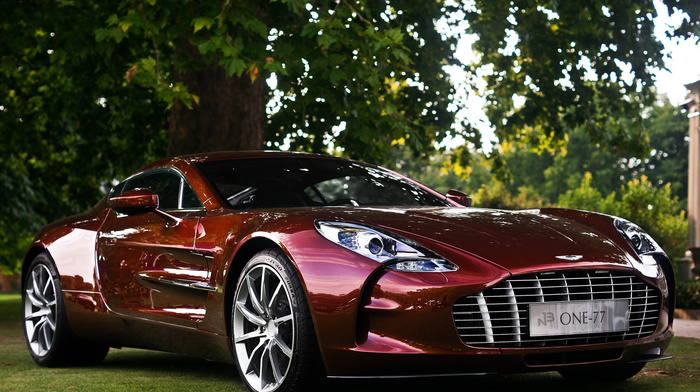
[315,221,458,273]
[615,219,662,264]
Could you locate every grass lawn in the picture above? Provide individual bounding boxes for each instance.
[1,293,698,391]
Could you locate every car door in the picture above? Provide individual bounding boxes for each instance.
[97,168,211,327]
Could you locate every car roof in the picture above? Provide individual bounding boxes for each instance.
[182,150,341,162]
[139,150,348,172]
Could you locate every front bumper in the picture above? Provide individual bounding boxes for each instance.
[321,264,674,377]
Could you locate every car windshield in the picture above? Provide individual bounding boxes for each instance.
[195,158,450,209]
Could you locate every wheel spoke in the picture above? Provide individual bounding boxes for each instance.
[269,342,284,383]
[273,335,293,358]
[30,317,46,343]
[268,281,283,310]
[25,308,51,321]
[246,338,267,375]
[259,341,271,389]
[40,324,52,354]
[45,312,56,331]
[235,329,266,344]
[247,275,266,317]
[273,314,292,326]
[236,301,267,327]
[31,271,46,304]
[26,290,44,308]
[42,275,53,299]
[260,267,270,315]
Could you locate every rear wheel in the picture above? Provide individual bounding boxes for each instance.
[231,249,321,392]
[559,362,646,382]
[23,253,109,367]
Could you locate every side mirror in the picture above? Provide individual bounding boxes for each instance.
[446,189,472,207]
[109,189,159,215]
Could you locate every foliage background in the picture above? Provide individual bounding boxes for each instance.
[1,1,698,280]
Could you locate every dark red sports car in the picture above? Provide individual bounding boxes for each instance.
[23,151,674,392]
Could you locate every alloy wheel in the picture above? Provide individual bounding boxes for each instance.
[24,263,57,357]
[233,264,295,392]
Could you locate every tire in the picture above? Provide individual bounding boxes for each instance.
[558,362,646,382]
[23,253,109,367]
[231,249,321,392]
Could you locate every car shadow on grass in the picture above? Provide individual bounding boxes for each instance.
[101,348,239,380]
[320,372,607,392]
[98,348,664,392]
[321,371,679,392]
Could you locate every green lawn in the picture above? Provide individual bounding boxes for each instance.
[1,294,698,391]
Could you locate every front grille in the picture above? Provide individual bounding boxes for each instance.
[453,270,661,348]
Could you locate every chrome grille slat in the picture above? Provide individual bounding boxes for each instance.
[479,289,648,298]
[453,270,661,348]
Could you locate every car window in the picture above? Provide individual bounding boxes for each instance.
[195,158,450,209]
[307,175,432,206]
[112,169,203,211]
[181,184,200,208]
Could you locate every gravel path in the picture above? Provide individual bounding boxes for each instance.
[674,319,700,339]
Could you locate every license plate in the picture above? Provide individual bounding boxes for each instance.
[528,299,629,337]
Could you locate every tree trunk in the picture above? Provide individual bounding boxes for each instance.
[168,44,265,157]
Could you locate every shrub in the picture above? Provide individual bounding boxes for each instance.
[473,182,552,210]
[0,221,33,275]
[676,280,700,309]
[559,173,688,261]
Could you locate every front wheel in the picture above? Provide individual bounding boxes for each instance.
[23,253,109,367]
[231,249,321,392]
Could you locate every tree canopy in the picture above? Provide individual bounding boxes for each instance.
[92,0,461,159]
[455,0,698,168]
[1,0,698,272]
[494,99,689,206]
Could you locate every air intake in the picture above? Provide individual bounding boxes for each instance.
[453,270,660,348]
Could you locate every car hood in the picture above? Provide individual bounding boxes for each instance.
[304,207,632,275]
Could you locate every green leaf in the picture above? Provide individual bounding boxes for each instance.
[118,20,132,33]
[317,33,337,48]
[106,14,119,26]
[95,28,110,42]
[301,22,318,38]
[225,59,247,77]
[140,57,157,72]
[367,75,380,89]
[329,68,346,85]
[193,17,214,33]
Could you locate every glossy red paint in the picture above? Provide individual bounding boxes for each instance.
[108,188,159,215]
[97,208,206,326]
[446,189,472,207]
[27,205,110,292]
[22,151,675,384]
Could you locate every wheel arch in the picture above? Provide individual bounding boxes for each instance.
[223,236,285,339]
[21,245,50,292]
[222,233,329,374]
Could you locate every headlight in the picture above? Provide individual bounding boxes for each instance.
[315,221,458,273]
[615,219,662,265]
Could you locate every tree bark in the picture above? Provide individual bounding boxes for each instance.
[168,44,265,157]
